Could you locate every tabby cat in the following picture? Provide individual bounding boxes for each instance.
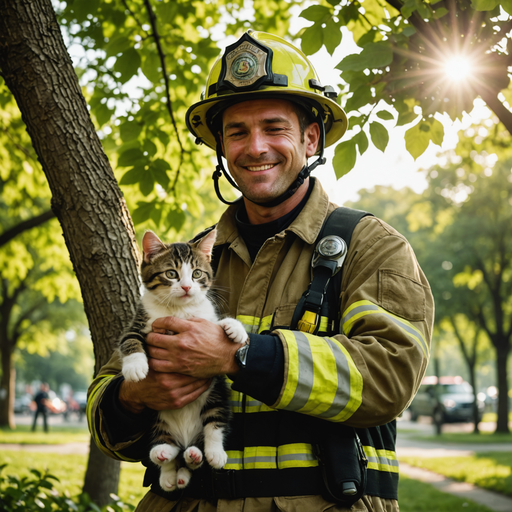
[118,228,247,492]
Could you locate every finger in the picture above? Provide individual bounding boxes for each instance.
[152,315,192,332]
[146,331,176,348]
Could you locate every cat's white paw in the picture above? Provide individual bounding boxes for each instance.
[122,353,149,382]
[159,465,177,492]
[183,446,203,469]
[218,318,248,344]
[150,443,179,466]
[177,467,192,489]
[205,448,228,469]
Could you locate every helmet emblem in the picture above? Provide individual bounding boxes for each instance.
[224,41,267,88]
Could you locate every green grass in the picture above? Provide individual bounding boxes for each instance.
[398,474,495,512]
[0,424,90,445]
[413,431,512,444]
[0,451,146,506]
[401,452,512,497]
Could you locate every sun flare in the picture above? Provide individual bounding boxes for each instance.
[444,57,472,81]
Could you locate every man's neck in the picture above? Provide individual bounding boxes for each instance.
[243,178,310,225]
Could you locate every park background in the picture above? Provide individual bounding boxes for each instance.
[0,0,511,510]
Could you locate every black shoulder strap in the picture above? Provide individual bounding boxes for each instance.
[290,206,373,335]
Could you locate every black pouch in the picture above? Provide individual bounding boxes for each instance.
[314,424,368,507]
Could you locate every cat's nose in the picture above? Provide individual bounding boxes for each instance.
[181,286,191,293]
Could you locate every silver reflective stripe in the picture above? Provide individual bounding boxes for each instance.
[243,456,276,464]
[285,331,314,411]
[278,453,316,463]
[317,337,352,419]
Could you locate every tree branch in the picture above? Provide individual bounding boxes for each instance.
[0,209,55,248]
[478,88,512,135]
[142,0,185,193]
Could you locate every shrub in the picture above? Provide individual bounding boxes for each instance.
[0,464,135,512]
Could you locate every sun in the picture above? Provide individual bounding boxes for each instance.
[443,56,472,81]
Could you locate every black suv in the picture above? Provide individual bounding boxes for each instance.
[408,377,484,424]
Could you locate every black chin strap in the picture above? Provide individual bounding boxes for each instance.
[212,112,326,207]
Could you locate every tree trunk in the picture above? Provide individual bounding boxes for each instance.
[495,341,510,434]
[0,0,141,504]
[0,345,15,429]
[467,363,480,434]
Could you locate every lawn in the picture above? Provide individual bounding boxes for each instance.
[0,450,147,505]
[0,424,90,445]
[414,431,512,444]
[0,449,500,511]
[400,452,512,497]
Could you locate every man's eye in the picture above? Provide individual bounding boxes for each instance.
[165,270,178,279]
[192,269,202,279]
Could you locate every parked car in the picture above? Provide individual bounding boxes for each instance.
[74,391,87,420]
[46,390,67,415]
[408,376,485,424]
[14,394,33,415]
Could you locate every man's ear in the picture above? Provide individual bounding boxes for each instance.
[305,122,321,158]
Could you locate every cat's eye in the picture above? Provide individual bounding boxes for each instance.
[192,269,202,279]
[165,270,178,279]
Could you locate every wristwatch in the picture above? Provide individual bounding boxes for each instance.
[235,341,250,369]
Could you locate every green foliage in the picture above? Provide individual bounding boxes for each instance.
[299,0,512,174]
[53,0,302,235]
[0,464,134,511]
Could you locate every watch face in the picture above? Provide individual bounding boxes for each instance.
[318,236,344,257]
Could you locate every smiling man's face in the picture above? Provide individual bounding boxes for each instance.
[220,99,319,205]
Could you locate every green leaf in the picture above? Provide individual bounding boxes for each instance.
[354,130,369,155]
[120,121,143,143]
[471,0,500,10]
[117,148,146,167]
[148,161,170,189]
[119,166,146,185]
[114,49,141,84]
[139,170,155,196]
[376,110,394,121]
[141,51,163,84]
[502,0,512,15]
[167,207,187,232]
[300,5,332,22]
[405,122,430,159]
[429,118,445,146]
[105,35,132,57]
[143,139,158,157]
[93,103,112,127]
[71,0,101,23]
[397,110,419,127]
[132,201,155,225]
[369,121,389,152]
[360,42,393,69]
[345,86,373,112]
[323,18,342,56]
[332,139,357,179]
[402,26,416,37]
[433,7,449,18]
[301,24,324,56]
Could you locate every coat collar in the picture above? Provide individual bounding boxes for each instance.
[214,178,333,247]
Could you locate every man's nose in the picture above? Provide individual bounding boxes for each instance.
[245,131,267,158]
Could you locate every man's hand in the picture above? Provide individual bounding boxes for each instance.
[118,370,211,415]
[146,316,240,378]
[118,316,240,415]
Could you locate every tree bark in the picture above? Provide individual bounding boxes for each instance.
[0,345,15,429]
[0,0,141,505]
[495,341,510,434]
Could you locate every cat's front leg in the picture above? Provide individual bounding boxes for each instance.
[217,317,248,345]
[121,352,149,382]
[203,423,228,469]
[176,466,192,489]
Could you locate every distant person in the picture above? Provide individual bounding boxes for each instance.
[32,383,50,432]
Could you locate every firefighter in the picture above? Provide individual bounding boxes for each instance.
[88,31,434,512]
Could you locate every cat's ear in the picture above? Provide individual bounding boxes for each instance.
[195,228,217,262]
[142,231,165,263]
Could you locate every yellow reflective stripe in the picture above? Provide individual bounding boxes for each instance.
[277,443,318,469]
[363,446,399,473]
[87,374,119,459]
[342,300,429,357]
[226,444,318,470]
[236,314,273,334]
[277,330,362,421]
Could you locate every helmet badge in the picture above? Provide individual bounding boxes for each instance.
[224,42,267,88]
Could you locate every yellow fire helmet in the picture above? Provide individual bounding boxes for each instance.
[186,30,348,206]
